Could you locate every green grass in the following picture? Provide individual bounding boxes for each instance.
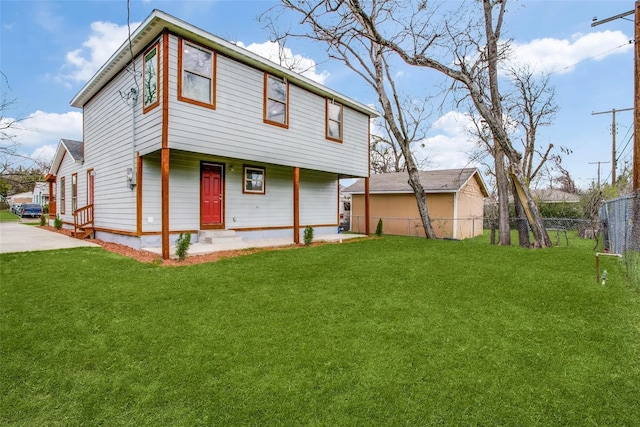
[1,235,639,426]
[0,210,20,222]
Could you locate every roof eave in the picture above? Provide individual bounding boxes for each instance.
[70,10,379,118]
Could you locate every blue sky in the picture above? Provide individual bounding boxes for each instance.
[0,0,635,189]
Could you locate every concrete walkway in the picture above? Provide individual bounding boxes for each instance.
[142,233,367,258]
[0,222,100,254]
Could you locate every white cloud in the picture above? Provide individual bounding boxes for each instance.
[30,144,58,165]
[509,30,632,74]
[236,41,330,84]
[418,111,478,169]
[4,110,83,148]
[61,21,140,83]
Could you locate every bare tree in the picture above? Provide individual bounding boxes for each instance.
[0,73,50,195]
[278,0,550,247]
[506,66,559,186]
[466,109,513,245]
[370,101,431,174]
[266,2,438,238]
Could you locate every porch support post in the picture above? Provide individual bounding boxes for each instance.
[161,30,170,260]
[365,176,370,235]
[293,167,300,244]
[45,174,56,218]
[136,152,142,235]
[161,148,170,259]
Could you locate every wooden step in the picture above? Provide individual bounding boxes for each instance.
[72,227,94,240]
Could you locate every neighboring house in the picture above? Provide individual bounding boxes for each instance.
[32,182,49,206]
[47,10,377,258]
[344,168,489,239]
[7,191,33,210]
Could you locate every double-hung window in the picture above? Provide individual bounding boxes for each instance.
[326,99,343,142]
[143,44,159,112]
[60,177,66,214]
[264,74,288,127]
[71,173,78,212]
[243,166,266,194]
[179,39,216,108]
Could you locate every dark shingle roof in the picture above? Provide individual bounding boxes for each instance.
[61,139,84,162]
[343,167,487,195]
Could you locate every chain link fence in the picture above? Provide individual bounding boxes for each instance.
[350,216,484,239]
[350,215,599,246]
[599,194,639,287]
[599,194,634,254]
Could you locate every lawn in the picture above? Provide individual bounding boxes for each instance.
[0,211,20,222]
[1,235,639,426]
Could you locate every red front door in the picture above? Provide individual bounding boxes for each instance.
[201,164,223,227]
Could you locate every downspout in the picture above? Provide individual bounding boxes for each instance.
[129,88,138,190]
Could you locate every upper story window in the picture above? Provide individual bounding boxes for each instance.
[179,39,216,109]
[243,165,266,194]
[264,74,288,128]
[326,99,343,142]
[143,44,159,112]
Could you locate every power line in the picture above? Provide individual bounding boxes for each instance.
[548,42,634,76]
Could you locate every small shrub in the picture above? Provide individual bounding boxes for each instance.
[303,226,313,245]
[39,215,46,226]
[375,218,383,237]
[175,232,191,261]
[53,215,63,230]
[42,204,49,214]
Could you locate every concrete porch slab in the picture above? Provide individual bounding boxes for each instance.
[141,233,367,258]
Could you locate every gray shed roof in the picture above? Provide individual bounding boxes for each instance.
[343,167,488,196]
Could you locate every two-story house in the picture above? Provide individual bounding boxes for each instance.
[46,10,377,259]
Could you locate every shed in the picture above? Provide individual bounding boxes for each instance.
[344,168,488,239]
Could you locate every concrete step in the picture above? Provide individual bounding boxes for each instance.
[198,229,243,244]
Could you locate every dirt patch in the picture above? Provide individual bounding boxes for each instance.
[37,226,332,266]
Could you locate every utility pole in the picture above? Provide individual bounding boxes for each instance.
[592,3,638,251]
[592,108,633,185]
[589,161,610,188]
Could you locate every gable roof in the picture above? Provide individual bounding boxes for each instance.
[48,139,84,176]
[70,9,378,119]
[33,182,49,195]
[343,168,489,196]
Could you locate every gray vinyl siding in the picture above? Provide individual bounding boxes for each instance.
[140,152,162,232]
[56,154,86,225]
[140,151,338,233]
[136,36,164,156]
[79,32,366,238]
[299,170,338,226]
[166,34,369,177]
[83,67,138,232]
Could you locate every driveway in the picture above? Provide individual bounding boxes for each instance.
[0,223,99,254]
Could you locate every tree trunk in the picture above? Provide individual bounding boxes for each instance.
[406,165,436,239]
[509,163,552,248]
[494,141,511,245]
[511,178,531,247]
